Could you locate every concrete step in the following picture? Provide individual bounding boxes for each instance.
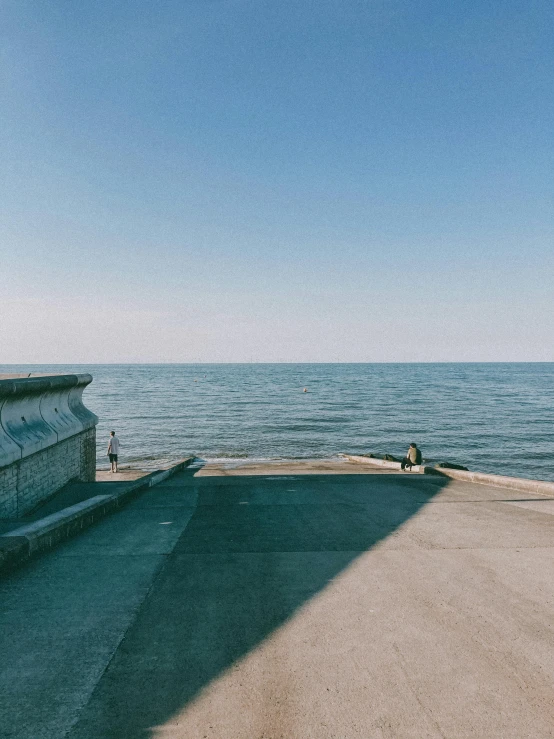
[0,457,194,576]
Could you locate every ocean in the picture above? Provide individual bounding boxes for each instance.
[1,363,553,481]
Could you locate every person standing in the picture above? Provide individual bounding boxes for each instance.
[401,443,422,471]
[107,431,121,473]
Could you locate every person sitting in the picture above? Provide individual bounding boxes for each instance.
[401,443,422,471]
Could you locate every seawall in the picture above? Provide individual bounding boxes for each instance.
[0,374,98,518]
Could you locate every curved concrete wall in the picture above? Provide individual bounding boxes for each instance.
[0,375,98,517]
[68,381,98,433]
[0,375,97,468]
[0,416,21,468]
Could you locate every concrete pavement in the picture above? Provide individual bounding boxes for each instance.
[1,459,554,738]
[0,460,194,574]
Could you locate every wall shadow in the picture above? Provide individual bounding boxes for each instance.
[68,471,450,738]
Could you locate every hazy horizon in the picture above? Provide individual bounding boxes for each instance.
[2,361,554,367]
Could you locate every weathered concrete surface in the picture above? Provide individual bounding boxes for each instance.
[96,468,153,483]
[0,470,154,531]
[1,460,554,738]
[0,460,193,574]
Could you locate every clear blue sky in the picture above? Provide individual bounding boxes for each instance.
[1,0,553,362]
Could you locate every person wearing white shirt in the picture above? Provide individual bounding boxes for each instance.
[107,431,121,473]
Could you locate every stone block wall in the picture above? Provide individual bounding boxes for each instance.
[0,375,98,518]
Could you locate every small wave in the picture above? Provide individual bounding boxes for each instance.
[202,454,345,464]
[203,456,277,464]
[125,454,170,462]
[207,451,250,459]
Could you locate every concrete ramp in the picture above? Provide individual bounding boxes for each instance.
[1,460,553,738]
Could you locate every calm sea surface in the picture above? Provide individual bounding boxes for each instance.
[1,364,553,481]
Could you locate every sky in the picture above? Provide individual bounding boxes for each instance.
[1,0,553,362]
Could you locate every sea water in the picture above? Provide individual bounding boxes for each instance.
[1,364,553,481]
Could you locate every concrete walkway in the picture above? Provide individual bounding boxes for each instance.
[1,460,553,738]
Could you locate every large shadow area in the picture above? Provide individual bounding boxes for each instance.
[68,470,449,738]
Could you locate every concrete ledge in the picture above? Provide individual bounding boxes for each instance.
[424,466,554,496]
[343,454,554,497]
[0,456,194,576]
[342,455,426,474]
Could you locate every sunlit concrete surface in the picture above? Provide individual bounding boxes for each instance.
[96,468,153,482]
[1,460,553,738]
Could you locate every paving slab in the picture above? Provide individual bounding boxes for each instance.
[96,468,153,483]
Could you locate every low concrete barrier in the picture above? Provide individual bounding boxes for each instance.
[0,374,98,517]
[344,455,554,497]
[0,456,194,575]
[343,455,425,474]
[425,467,554,496]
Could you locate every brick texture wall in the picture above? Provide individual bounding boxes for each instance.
[0,428,96,519]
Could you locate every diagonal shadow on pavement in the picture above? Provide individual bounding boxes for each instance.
[67,470,449,738]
